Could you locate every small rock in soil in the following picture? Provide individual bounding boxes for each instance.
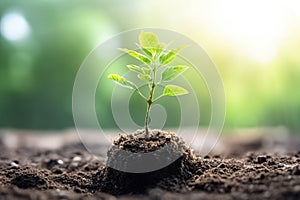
[51,168,63,174]
[72,156,82,162]
[44,159,62,169]
[218,163,226,168]
[257,155,267,163]
[10,161,19,168]
[292,165,300,175]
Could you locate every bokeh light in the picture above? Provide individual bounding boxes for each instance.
[0,11,30,41]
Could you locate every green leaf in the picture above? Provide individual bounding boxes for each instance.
[139,31,165,58]
[138,74,152,82]
[161,65,189,82]
[154,44,164,57]
[107,74,137,89]
[139,31,159,50]
[159,46,185,65]
[142,48,152,57]
[163,85,188,96]
[135,43,153,57]
[126,64,143,73]
[119,48,151,65]
[142,67,151,75]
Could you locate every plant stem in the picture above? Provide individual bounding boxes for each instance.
[144,101,151,136]
[153,94,163,103]
[136,89,147,100]
[144,66,157,136]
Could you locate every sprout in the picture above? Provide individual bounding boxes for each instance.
[108,31,189,136]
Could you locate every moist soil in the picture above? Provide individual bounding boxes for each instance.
[0,130,299,200]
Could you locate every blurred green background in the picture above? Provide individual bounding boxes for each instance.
[0,0,300,132]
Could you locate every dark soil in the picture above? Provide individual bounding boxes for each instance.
[0,130,299,200]
[97,130,199,195]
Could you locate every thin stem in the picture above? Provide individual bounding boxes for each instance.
[136,88,147,100]
[144,65,157,136]
[153,94,163,103]
[144,102,151,136]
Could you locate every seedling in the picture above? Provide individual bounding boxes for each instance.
[108,31,189,136]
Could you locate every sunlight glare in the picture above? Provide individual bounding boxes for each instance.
[247,43,277,64]
[0,12,30,41]
[287,0,300,18]
[216,0,287,63]
[203,0,291,64]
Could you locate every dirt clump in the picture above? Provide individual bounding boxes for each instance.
[96,129,200,195]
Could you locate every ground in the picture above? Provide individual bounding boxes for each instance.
[0,129,299,200]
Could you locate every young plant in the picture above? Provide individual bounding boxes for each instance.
[108,31,189,136]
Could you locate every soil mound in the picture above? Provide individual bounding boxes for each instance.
[96,129,200,195]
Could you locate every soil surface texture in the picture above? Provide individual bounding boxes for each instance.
[0,129,299,200]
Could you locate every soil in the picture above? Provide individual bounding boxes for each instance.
[0,129,299,200]
[98,130,199,195]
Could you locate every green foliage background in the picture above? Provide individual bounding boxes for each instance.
[0,0,300,132]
